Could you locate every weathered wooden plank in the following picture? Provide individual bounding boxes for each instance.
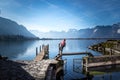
[62,52,92,55]
[34,45,49,61]
[87,60,120,67]
[83,55,120,70]
[35,51,44,61]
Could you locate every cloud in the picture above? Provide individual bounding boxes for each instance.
[46,1,58,9]
[1,0,120,32]
[41,0,59,9]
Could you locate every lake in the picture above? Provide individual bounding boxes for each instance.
[0,40,120,80]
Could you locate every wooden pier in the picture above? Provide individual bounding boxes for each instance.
[34,44,64,80]
[33,43,120,79]
[82,55,120,72]
[34,44,49,61]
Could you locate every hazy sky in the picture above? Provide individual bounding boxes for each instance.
[0,0,120,32]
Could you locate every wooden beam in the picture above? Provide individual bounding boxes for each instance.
[62,52,91,56]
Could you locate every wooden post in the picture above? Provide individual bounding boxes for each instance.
[82,59,83,66]
[47,44,49,52]
[36,47,38,56]
[42,44,44,49]
[45,44,49,59]
[39,46,41,52]
[47,44,49,58]
[85,57,88,72]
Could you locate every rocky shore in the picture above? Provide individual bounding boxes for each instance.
[0,59,57,80]
[89,40,120,55]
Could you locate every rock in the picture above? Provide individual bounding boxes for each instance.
[0,59,57,80]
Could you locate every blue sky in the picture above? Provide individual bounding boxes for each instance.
[0,0,120,32]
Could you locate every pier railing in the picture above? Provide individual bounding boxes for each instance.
[82,55,120,71]
[83,55,120,63]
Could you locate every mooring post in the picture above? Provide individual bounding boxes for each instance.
[36,47,38,56]
[47,44,49,54]
[42,44,44,50]
[47,44,49,58]
[47,44,49,51]
[39,45,41,52]
[45,44,49,59]
[85,57,88,72]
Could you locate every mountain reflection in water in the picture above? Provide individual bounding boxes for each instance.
[0,41,36,60]
[0,40,120,80]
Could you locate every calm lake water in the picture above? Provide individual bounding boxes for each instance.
[0,40,120,80]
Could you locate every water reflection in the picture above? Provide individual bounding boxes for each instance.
[0,40,103,60]
[0,40,36,60]
[0,40,120,80]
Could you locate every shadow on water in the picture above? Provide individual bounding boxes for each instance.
[0,60,34,80]
[65,57,120,80]
[0,40,35,60]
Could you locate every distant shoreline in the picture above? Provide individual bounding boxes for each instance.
[89,40,120,55]
[39,38,120,40]
[0,37,120,41]
[0,35,39,41]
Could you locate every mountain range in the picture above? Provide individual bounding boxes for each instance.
[0,16,120,39]
[78,23,120,38]
[31,23,120,38]
[0,17,38,40]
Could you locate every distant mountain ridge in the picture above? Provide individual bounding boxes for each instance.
[79,23,120,38]
[0,17,38,40]
[31,22,120,38]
